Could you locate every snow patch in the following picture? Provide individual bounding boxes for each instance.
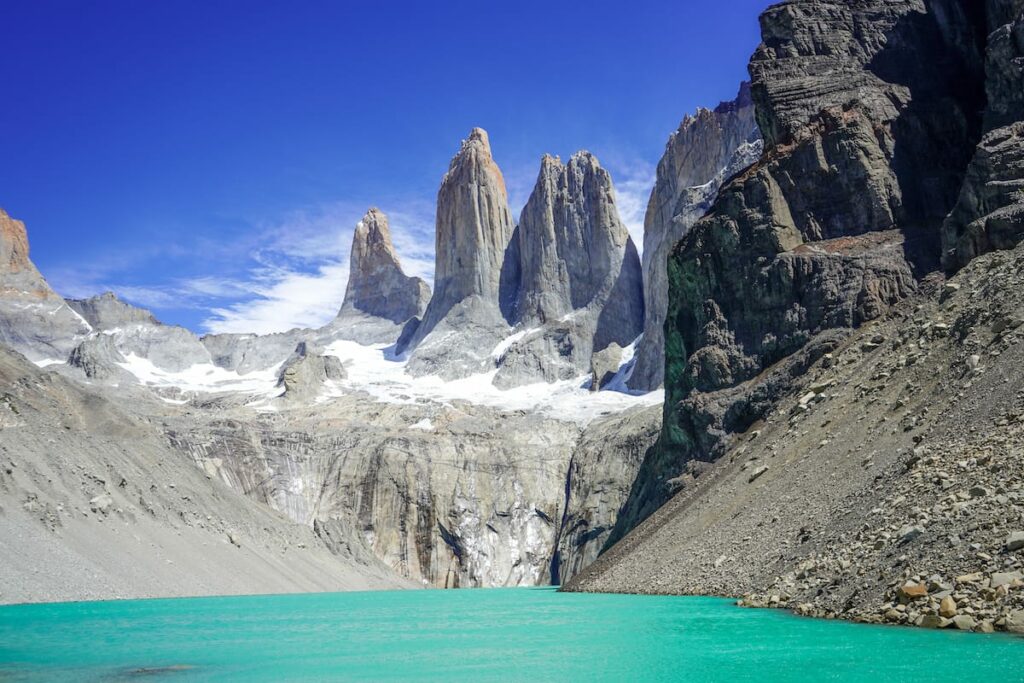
[323,339,662,425]
[116,353,283,396]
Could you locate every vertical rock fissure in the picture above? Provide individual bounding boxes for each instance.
[548,453,576,586]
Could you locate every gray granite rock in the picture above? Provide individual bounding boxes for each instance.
[277,341,346,401]
[405,128,517,377]
[337,208,430,325]
[494,152,644,388]
[0,209,92,361]
[66,292,158,330]
[612,0,997,542]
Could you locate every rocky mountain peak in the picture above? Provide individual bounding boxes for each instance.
[489,150,644,387]
[339,208,430,325]
[66,291,159,330]
[514,149,641,330]
[404,128,519,375]
[630,82,763,391]
[0,208,32,275]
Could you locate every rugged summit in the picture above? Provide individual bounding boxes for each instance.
[404,128,519,378]
[605,0,1024,560]
[338,208,430,325]
[630,83,763,391]
[67,291,159,329]
[0,209,91,360]
[493,152,644,387]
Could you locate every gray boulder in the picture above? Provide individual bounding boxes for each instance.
[277,341,346,400]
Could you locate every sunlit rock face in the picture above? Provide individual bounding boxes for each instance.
[0,209,92,361]
[492,151,644,389]
[404,128,519,380]
[338,208,430,326]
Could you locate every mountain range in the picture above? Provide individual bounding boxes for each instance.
[2,0,1023,635]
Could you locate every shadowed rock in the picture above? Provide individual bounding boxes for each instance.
[630,83,763,391]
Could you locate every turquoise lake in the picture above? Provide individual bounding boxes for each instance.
[1,588,1022,681]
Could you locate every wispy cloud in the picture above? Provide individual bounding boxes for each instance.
[200,199,436,334]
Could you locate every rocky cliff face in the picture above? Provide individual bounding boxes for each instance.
[942,1,1024,268]
[66,291,159,329]
[0,209,92,360]
[493,152,644,387]
[608,0,1024,548]
[165,397,660,588]
[405,129,518,378]
[338,208,430,326]
[630,83,763,391]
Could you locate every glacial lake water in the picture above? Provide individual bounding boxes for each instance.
[1,588,1022,682]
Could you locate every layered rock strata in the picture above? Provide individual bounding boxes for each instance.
[610,0,1016,544]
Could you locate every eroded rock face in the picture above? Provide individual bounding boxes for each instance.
[338,208,430,325]
[610,0,1001,544]
[494,152,644,387]
[66,292,159,329]
[0,209,92,361]
[167,399,661,588]
[405,129,518,378]
[631,83,763,391]
[942,5,1024,269]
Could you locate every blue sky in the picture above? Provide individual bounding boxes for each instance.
[0,0,772,334]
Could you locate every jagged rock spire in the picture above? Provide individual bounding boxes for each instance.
[412,127,517,345]
[0,208,32,276]
[339,208,430,325]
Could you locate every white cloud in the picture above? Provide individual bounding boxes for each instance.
[200,199,437,335]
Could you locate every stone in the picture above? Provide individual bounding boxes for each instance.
[897,525,926,545]
[227,530,241,547]
[939,595,958,618]
[748,466,769,483]
[951,615,976,631]
[1006,610,1024,635]
[337,208,430,325]
[990,571,1023,589]
[1006,531,1024,551]
[630,82,762,391]
[89,493,113,515]
[898,582,928,602]
[919,614,950,629]
[590,343,624,392]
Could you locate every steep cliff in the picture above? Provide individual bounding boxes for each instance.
[630,83,763,391]
[404,128,519,379]
[337,208,430,326]
[0,209,92,360]
[494,152,644,388]
[609,0,1014,545]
